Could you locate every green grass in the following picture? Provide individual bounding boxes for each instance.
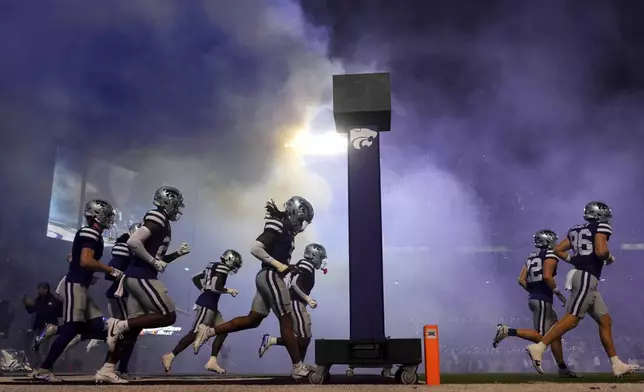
[417,373,644,384]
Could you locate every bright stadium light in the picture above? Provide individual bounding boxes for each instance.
[284,130,346,157]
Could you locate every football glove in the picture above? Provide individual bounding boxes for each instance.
[226,288,239,297]
[177,242,191,256]
[109,268,124,279]
[152,259,169,273]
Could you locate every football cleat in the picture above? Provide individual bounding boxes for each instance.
[492,324,508,348]
[612,361,639,377]
[525,344,544,374]
[259,334,272,358]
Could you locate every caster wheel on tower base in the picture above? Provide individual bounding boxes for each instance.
[346,368,355,377]
[398,370,418,385]
[308,370,330,385]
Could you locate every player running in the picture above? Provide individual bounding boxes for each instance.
[259,243,327,362]
[192,197,315,380]
[87,222,142,379]
[526,201,638,377]
[492,229,576,377]
[162,250,243,374]
[105,187,191,364]
[32,200,125,383]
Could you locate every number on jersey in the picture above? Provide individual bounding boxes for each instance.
[569,228,593,256]
[155,236,171,260]
[203,265,214,290]
[526,258,543,283]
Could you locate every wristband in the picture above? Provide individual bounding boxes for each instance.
[270,259,288,272]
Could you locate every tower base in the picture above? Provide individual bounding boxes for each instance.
[308,338,422,385]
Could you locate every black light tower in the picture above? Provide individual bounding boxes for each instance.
[310,73,422,385]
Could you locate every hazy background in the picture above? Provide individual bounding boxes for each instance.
[2,0,644,374]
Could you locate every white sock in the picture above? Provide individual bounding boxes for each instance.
[268,337,277,345]
[535,342,547,352]
[209,356,218,363]
[101,363,115,371]
[293,361,303,369]
[610,356,621,366]
[165,353,175,360]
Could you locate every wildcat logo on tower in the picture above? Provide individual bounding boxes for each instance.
[350,128,378,150]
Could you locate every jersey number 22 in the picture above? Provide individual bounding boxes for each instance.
[526,258,542,283]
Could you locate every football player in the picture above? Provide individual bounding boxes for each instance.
[105,187,191,365]
[87,222,142,379]
[33,200,125,384]
[162,249,243,374]
[259,243,327,361]
[192,197,314,380]
[526,202,638,377]
[492,230,576,377]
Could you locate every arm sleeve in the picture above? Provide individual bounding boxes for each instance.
[250,240,284,269]
[211,272,230,293]
[192,273,204,290]
[127,226,156,264]
[163,251,181,263]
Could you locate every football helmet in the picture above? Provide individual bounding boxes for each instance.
[303,243,327,270]
[284,196,314,233]
[533,229,558,250]
[220,249,243,274]
[84,199,115,229]
[128,222,142,236]
[153,186,185,221]
[583,201,612,223]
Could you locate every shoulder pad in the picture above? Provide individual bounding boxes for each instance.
[78,227,101,242]
[544,250,558,260]
[112,243,130,257]
[297,261,315,274]
[215,264,231,274]
[596,222,612,236]
[264,218,284,234]
[144,210,167,227]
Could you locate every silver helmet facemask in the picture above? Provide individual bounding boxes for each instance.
[533,229,558,250]
[153,186,185,222]
[283,196,314,234]
[84,199,115,229]
[220,249,243,274]
[303,243,327,270]
[583,201,612,223]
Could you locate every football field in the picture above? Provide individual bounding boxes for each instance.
[438,372,644,383]
[2,372,644,392]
